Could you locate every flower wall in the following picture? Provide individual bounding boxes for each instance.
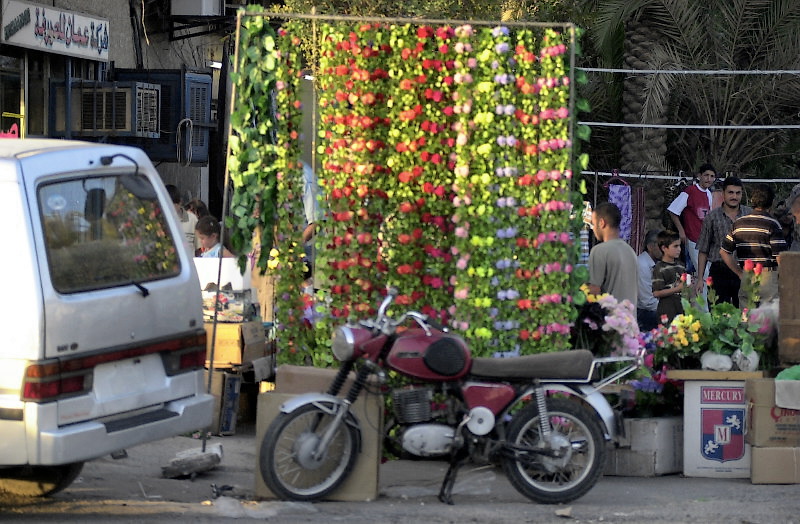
[230,11,588,363]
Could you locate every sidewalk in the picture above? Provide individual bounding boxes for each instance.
[4,422,793,523]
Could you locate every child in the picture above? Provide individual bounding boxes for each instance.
[195,215,234,258]
[652,230,687,324]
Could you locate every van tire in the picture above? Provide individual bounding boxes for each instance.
[0,462,84,497]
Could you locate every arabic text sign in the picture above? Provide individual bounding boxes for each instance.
[1,0,109,61]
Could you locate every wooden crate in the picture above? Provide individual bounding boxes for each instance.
[779,253,800,321]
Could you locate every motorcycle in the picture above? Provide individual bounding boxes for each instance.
[259,289,641,505]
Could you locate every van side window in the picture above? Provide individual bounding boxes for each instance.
[38,175,180,293]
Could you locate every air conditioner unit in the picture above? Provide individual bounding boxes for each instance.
[112,68,213,165]
[51,81,161,138]
[171,0,222,16]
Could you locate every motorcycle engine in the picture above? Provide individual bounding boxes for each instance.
[400,424,455,457]
[392,386,433,424]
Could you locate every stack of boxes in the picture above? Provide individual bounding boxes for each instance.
[745,252,800,483]
[195,258,274,435]
[745,378,800,483]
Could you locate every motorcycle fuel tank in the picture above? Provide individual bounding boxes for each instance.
[386,328,471,380]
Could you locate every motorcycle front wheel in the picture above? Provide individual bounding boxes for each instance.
[260,403,358,501]
[502,397,606,504]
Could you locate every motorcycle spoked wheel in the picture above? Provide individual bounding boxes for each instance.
[501,397,606,504]
[260,403,358,501]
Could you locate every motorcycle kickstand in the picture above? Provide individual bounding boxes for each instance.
[438,451,468,505]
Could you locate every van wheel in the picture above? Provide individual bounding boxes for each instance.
[0,462,84,497]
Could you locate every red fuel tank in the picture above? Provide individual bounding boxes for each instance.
[386,328,471,381]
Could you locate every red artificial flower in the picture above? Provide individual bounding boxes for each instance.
[399,201,415,213]
[743,259,755,272]
[397,264,414,275]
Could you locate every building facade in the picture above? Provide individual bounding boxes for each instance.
[0,0,239,211]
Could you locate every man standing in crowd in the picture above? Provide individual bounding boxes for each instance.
[636,229,662,331]
[588,202,639,305]
[667,164,717,278]
[720,183,787,306]
[693,177,750,306]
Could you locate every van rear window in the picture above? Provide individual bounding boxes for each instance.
[38,175,180,294]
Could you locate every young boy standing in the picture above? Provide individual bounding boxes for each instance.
[652,231,687,323]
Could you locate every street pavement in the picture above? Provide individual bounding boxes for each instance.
[1,421,799,523]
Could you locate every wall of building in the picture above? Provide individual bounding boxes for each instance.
[48,0,225,211]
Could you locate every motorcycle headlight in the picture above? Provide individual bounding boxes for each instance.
[331,325,356,361]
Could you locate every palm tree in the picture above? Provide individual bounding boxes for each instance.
[584,0,800,176]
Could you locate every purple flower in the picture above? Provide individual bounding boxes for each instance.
[492,26,509,37]
[495,42,509,54]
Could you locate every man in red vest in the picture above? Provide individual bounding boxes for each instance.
[667,164,716,282]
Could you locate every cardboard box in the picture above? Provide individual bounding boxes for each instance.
[775,379,800,410]
[779,252,800,321]
[676,372,761,478]
[745,379,800,447]
[605,417,683,476]
[750,447,800,484]
[204,370,242,435]
[205,321,267,367]
[255,365,383,502]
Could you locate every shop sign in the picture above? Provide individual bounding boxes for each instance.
[1,0,109,61]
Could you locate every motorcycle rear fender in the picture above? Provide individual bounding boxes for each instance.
[279,393,363,452]
[512,384,617,441]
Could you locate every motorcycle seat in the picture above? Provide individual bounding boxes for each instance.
[469,349,594,380]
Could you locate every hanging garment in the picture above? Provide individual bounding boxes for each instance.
[629,184,647,254]
[608,184,633,242]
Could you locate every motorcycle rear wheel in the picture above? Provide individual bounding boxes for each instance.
[260,403,358,501]
[502,397,606,504]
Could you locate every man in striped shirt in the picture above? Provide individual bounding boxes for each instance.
[720,183,787,306]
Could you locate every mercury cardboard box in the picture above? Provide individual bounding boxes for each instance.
[668,370,763,478]
[205,321,266,367]
[745,378,800,447]
[750,447,800,484]
[255,365,383,502]
[605,417,683,476]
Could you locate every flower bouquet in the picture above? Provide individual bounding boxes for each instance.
[572,285,640,357]
[648,280,775,371]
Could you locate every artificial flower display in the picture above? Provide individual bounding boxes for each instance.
[229,11,587,363]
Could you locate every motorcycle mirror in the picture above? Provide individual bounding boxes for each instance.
[377,289,397,320]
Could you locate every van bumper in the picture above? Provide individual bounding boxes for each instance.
[28,393,214,465]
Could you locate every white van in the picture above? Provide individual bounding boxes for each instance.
[0,140,213,496]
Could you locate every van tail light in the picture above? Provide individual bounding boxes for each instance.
[21,330,207,403]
